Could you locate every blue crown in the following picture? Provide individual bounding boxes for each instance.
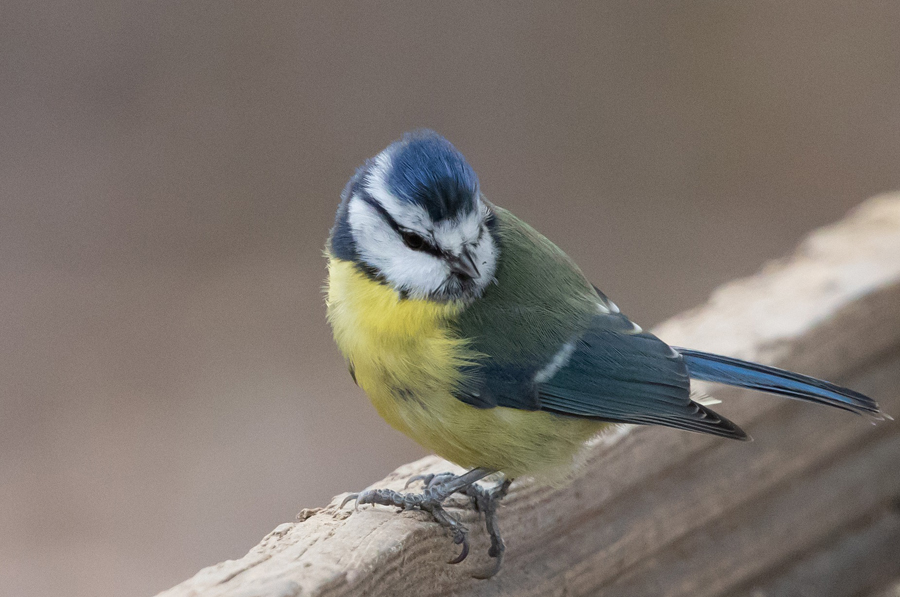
[382,130,479,222]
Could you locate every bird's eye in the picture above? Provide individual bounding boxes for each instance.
[401,230,426,250]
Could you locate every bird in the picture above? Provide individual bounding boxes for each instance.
[325,129,883,576]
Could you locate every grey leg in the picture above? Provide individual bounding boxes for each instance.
[464,477,512,578]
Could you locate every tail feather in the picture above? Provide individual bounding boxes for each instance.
[676,348,882,418]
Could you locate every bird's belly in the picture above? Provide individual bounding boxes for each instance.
[326,257,605,476]
[365,380,604,477]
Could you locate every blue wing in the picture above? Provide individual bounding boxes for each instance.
[457,311,749,440]
[449,208,880,434]
[456,308,881,440]
[535,314,749,440]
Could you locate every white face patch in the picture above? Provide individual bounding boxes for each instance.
[347,197,450,297]
[346,154,498,301]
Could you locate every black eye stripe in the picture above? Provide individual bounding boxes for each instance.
[358,194,402,233]
[358,193,444,257]
[405,232,444,257]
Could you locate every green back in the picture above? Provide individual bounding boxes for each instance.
[452,206,600,407]
[456,206,599,357]
[451,204,747,440]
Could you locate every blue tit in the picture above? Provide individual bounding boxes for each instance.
[325,130,882,575]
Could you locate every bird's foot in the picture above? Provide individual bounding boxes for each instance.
[403,471,459,491]
[342,469,511,576]
[341,469,491,564]
[462,478,511,578]
[342,485,472,562]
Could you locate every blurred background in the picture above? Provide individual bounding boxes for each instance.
[2,2,900,595]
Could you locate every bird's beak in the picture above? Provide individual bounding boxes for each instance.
[448,249,480,280]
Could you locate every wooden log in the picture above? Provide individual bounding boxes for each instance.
[157,194,900,597]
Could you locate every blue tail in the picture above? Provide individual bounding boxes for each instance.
[676,349,881,417]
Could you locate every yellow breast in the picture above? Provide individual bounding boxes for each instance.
[325,256,604,477]
[325,257,469,433]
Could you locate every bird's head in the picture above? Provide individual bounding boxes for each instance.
[330,130,499,302]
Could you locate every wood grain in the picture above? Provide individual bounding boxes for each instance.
[157,194,900,597]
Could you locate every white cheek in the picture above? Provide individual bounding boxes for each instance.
[347,198,395,247]
[347,197,449,297]
[381,252,449,298]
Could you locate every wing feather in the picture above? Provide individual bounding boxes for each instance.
[536,315,749,440]
[452,206,748,440]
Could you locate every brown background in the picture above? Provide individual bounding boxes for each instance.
[2,2,900,596]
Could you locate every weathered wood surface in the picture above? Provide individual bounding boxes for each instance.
[157,194,900,597]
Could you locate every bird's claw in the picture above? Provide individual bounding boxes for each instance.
[341,471,510,576]
[403,473,434,489]
[341,482,474,562]
[448,528,470,564]
[463,478,511,577]
[339,492,360,511]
